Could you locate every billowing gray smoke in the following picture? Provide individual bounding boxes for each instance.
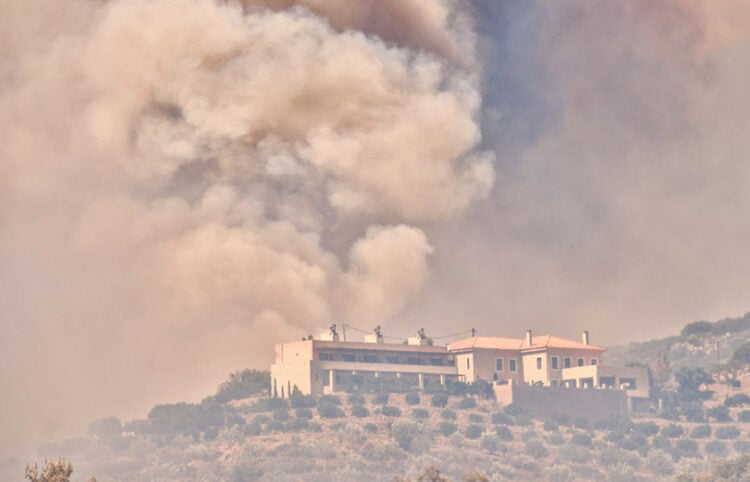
[0,0,494,456]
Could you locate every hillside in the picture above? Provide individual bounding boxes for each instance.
[606,312,750,373]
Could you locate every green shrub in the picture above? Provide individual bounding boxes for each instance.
[458,397,477,410]
[441,409,457,421]
[739,410,750,423]
[515,415,532,426]
[307,422,322,432]
[405,392,420,406]
[317,403,344,419]
[348,393,366,405]
[660,423,684,438]
[633,421,659,436]
[351,404,370,418]
[213,369,270,402]
[708,404,732,422]
[392,420,420,450]
[495,425,513,441]
[543,420,559,432]
[295,408,313,419]
[431,393,449,408]
[725,393,750,406]
[682,402,706,422]
[547,433,565,446]
[243,422,261,436]
[645,449,675,477]
[620,433,647,451]
[265,420,283,433]
[249,397,288,413]
[705,440,727,457]
[289,393,316,409]
[285,417,309,432]
[715,426,740,439]
[469,413,484,423]
[381,406,401,417]
[573,417,590,429]
[372,393,390,405]
[272,408,290,421]
[465,424,484,439]
[253,414,270,425]
[412,408,429,420]
[364,423,377,433]
[479,434,499,453]
[525,439,550,458]
[675,439,699,457]
[491,412,514,425]
[652,434,672,450]
[318,394,341,406]
[504,404,523,416]
[549,412,570,425]
[571,432,592,447]
[690,424,712,439]
[521,430,539,442]
[439,422,457,437]
[734,440,750,453]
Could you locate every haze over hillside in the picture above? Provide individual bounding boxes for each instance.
[3,0,750,472]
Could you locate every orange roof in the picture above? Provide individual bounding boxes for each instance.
[448,336,523,352]
[521,334,604,352]
[448,335,604,353]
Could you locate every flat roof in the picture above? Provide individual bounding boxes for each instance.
[448,335,604,353]
[311,340,449,354]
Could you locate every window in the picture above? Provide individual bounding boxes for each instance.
[590,358,597,366]
[620,378,636,389]
[342,353,355,362]
[551,380,559,386]
[386,355,400,364]
[577,358,584,367]
[429,358,444,366]
[319,353,333,361]
[466,358,470,369]
[536,357,542,369]
[509,359,517,372]
[551,357,559,370]
[407,356,421,365]
[495,358,504,372]
[564,357,571,368]
[363,355,378,363]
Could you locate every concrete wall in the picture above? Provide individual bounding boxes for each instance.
[494,382,628,421]
[561,365,650,399]
[270,360,313,397]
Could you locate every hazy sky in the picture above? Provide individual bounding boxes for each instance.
[2,0,750,462]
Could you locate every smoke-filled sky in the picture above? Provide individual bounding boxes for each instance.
[2,0,750,460]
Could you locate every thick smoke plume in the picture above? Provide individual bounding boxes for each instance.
[0,0,493,457]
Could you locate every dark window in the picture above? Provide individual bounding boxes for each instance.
[509,359,517,372]
[446,358,455,367]
[564,357,571,368]
[590,358,597,366]
[429,358,444,366]
[342,353,355,362]
[495,358,504,371]
[363,355,378,363]
[407,356,421,365]
[577,358,584,367]
[386,356,400,364]
[466,358,470,369]
[551,357,559,370]
[620,378,636,389]
[319,353,333,361]
[536,357,542,369]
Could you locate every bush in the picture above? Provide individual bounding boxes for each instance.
[660,423,684,438]
[734,440,750,453]
[525,439,550,458]
[690,424,712,438]
[465,424,484,440]
[652,435,672,450]
[681,401,705,422]
[495,425,513,441]
[469,413,484,423]
[381,406,401,417]
[725,393,750,406]
[272,408,290,421]
[213,369,270,402]
[707,404,732,422]
[547,433,565,446]
[318,394,341,406]
[458,397,477,410]
[249,397,288,413]
[351,405,370,418]
[504,404,523,416]
[412,408,429,420]
[479,434,500,453]
[392,420,420,450]
[705,440,728,457]
[372,393,390,405]
[645,449,675,477]
[405,392,420,406]
[521,430,539,442]
[571,432,592,447]
[348,393,366,405]
[285,417,309,432]
[491,412,514,425]
[515,415,532,426]
[573,417,590,429]
[295,408,313,419]
[364,423,377,433]
[317,403,344,419]
[441,409,457,421]
[543,420,559,432]
[633,421,659,437]
[289,393,316,409]
[439,422,457,437]
[307,422,322,432]
[739,410,750,423]
[265,420,283,433]
[243,422,261,436]
[431,393,449,408]
[675,439,699,457]
[549,412,570,426]
[715,426,741,440]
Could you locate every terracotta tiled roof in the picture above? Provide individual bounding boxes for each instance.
[447,336,524,351]
[448,335,604,352]
[521,335,604,352]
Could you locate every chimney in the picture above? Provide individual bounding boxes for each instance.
[364,326,384,344]
[320,323,340,341]
[407,328,428,346]
[525,330,533,346]
[582,330,589,345]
